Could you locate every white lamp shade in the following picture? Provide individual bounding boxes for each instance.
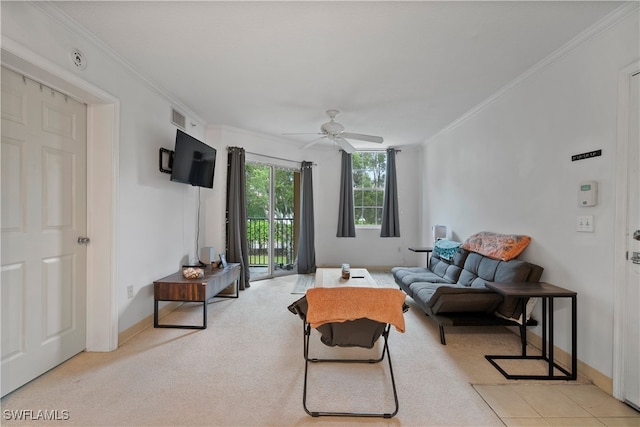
[432,225,447,242]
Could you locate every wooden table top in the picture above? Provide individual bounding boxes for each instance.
[314,268,390,288]
[154,263,240,285]
[486,282,576,297]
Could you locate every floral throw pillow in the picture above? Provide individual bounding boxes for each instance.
[461,232,531,261]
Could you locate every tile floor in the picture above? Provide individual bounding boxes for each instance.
[474,384,640,426]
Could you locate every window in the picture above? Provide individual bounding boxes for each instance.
[352,151,386,226]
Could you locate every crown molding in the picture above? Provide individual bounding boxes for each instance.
[33,1,206,127]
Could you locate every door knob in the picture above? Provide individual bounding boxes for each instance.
[633,230,640,241]
[77,236,90,245]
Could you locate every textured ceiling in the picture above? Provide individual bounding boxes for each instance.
[52,1,625,149]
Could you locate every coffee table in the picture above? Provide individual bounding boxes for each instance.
[314,268,392,288]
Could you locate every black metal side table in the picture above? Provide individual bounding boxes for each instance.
[484,281,577,380]
[408,246,433,267]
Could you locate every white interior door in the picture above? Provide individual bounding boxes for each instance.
[1,67,87,396]
[622,72,640,410]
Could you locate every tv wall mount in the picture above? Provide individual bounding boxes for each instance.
[159,148,174,174]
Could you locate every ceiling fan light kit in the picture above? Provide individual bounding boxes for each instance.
[286,110,384,153]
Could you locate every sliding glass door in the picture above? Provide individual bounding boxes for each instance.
[246,162,299,280]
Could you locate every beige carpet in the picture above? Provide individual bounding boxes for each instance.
[1,274,589,426]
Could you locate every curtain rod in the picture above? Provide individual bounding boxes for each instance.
[340,148,402,153]
[242,150,316,166]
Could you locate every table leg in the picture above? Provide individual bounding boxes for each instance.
[520,298,527,356]
[154,300,207,329]
[548,297,555,376]
[215,277,240,299]
[202,300,207,328]
[154,300,159,327]
[571,295,577,380]
[541,297,547,358]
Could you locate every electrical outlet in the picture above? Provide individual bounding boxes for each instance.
[577,215,594,232]
[127,285,134,299]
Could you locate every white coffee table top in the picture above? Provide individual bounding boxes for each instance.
[314,268,391,288]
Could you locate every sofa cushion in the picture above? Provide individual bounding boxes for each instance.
[462,252,483,276]
[451,248,470,268]
[401,272,451,287]
[491,260,536,319]
[470,277,489,289]
[457,270,477,287]
[392,267,450,298]
[391,266,429,276]
[409,282,444,303]
[427,286,503,314]
[494,261,532,283]
[477,257,501,280]
[392,267,446,286]
[431,259,450,277]
[442,265,463,283]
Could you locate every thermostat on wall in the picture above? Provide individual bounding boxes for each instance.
[579,181,598,206]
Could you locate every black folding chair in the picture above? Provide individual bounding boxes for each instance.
[288,296,407,418]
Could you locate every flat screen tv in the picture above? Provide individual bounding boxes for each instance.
[170,129,216,188]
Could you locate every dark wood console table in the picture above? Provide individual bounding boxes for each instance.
[153,263,240,329]
[484,281,577,380]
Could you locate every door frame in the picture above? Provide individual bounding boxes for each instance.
[2,38,119,352]
[245,155,300,280]
[613,60,640,399]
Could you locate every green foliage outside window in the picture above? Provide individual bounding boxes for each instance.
[352,151,386,226]
[245,163,294,219]
[245,163,296,264]
[246,163,270,219]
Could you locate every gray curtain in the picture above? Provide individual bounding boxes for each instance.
[297,161,316,274]
[380,148,400,237]
[226,146,250,289]
[336,151,356,237]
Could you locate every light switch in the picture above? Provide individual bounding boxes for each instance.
[577,215,594,232]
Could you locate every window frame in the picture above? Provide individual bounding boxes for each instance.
[351,151,387,228]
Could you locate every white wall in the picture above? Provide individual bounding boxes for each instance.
[2,2,206,333]
[2,2,422,339]
[313,145,421,268]
[204,126,309,257]
[420,9,639,378]
[204,126,422,269]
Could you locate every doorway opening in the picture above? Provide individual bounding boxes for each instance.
[246,162,300,280]
[613,63,640,410]
[1,48,118,396]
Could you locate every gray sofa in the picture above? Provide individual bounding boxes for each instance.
[392,248,543,344]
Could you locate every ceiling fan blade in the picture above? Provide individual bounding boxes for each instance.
[335,137,356,154]
[302,136,327,150]
[282,132,322,136]
[340,132,384,144]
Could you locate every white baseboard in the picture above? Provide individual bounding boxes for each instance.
[507,326,612,394]
[118,302,182,346]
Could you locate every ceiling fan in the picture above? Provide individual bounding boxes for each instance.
[284,110,383,154]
